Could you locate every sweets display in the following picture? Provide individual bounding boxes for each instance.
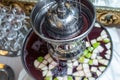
[22,22,112,80]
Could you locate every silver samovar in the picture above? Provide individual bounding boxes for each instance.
[31,0,96,60]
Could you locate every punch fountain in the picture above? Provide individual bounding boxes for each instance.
[21,0,112,80]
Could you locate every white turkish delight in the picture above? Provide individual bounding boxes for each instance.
[91,53,97,59]
[101,30,106,36]
[73,71,84,77]
[67,62,73,68]
[73,61,79,66]
[46,71,53,76]
[93,48,99,54]
[42,60,48,65]
[93,59,98,65]
[84,68,90,73]
[48,64,55,70]
[101,34,108,39]
[105,54,111,59]
[104,60,109,65]
[88,77,96,80]
[47,57,53,63]
[97,56,103,60]
[76,64,83,71]
[51,61,58,66]
[97,46,104,53]
[86,41,91,47]
[34,60,40,68]
[42,70,48,77]
[73,72,80,76]
[106,50,111,55]
[85,72,92,77]
[78,71,85,76]
[91,67,97,72]
[96,70,102,76]
[91,39,97,44]
[98,59,104,64]
[105,43,111,49]
[45,54,50,59]
[97,36,103,41]
[84,59,89,63]
[83,64,89,69]
[94,22,101,28]
[98,59,109,65]
[41,66,48,70]
[67,68,73,75]
[99,66,106,72]
[38,63,45,69]
[74,77,82,80]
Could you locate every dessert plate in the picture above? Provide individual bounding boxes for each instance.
[21,22,113,80]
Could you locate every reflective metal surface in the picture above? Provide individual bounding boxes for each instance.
[0,63,14,80]
[46,0,82,39]
[32,0,96,43]
[31,0,96,60]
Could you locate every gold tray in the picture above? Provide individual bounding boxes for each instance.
[1,0,36,16]
[96,6,120,27]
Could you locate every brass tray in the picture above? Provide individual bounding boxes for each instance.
[0,0,35,16]
[96,6,120,27]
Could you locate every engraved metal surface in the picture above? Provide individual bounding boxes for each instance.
[89,0,120,27]
[96,6,120,27]
[1,0,35,16]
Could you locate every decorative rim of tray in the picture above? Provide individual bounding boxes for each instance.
[96,6,120,27]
